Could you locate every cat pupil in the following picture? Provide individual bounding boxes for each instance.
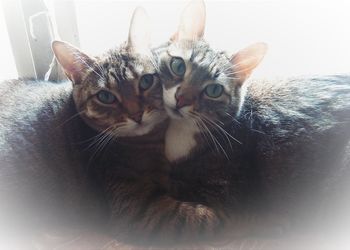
[205,84,223,98]
[139,74,154,90]
[97,90,116,104]
[170,57,186,76]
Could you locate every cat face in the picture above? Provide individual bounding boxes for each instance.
[158,0,267,125]
[158,40,243,122]
[155,0,267,161]
[157,1,267,121]
[158,40,267,122]
[53,8,166,137]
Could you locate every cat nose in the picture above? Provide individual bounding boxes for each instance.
[129,111,143,124]
[175,95,191,109]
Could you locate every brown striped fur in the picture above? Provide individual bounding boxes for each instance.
[50,6,229,246]
[151,1,350,247]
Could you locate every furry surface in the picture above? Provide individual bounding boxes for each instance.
[1,75,350,247]
[169,74,350,239]
[0,81,104,239]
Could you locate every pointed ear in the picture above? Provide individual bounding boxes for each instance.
[127,7,151,55]
[51,40,94,84]
[230,43,268,85]
[173,0,206,41]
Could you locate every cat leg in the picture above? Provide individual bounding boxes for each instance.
[106,180,230,246]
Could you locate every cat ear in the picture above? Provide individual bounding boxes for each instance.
[230,43,268,85]
[173,0,206,41]
[52,41,95,84]
[127,7,151,55]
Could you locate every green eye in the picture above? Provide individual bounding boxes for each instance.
[170,57,186,76]
[97,90,116,104]
[139,74,154,91]
[204,84,224,98]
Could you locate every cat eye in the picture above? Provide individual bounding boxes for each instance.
[139,74,154,91]
[96,90,117,104]
[170,57,186,76]
[204,84,224,98]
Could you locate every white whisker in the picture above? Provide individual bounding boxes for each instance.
[72,50,105,80]
[200,112,242,145]
[188,113,217,155]
[199,113,234,153]
[57,110,85,128]
[87,129,115,165]
[225,111,242,125]
[190,112,226,157]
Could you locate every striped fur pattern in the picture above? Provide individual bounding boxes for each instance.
[159,71,350,243]
[155,40,244,162]
[0,8,175,247]
[0,42,169,244]
[155,40,266,164]
[151,38,267,243]
[153,1,266,162]
[53,41,166,138]
[150,1,350,244]
[52,16,234,244]
[97,141,230,245]
[52,7,167,138]
[119,1,263,244]
[0,6,233,246]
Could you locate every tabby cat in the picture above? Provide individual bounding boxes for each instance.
[0,6,244,248]
[155,0,350,243]
[0,7,168,247]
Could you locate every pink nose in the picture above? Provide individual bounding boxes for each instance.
[129,112,143,124]
[175,95,191,109]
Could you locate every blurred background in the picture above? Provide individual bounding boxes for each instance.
[0,0,350,81]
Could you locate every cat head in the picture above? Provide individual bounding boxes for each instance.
[156,0,267,161]
[53,7,166,137]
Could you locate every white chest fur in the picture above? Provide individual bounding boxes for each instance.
[165,119,199,162]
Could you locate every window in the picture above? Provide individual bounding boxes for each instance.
[1,0,350,81]
[0,3,17,81]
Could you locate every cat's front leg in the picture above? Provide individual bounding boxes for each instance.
[106,180,231,246]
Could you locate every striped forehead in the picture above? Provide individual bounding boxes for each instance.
[168,41,233,91]
[102,60,137,86]
[178,46,219,85]
[168,41,193,59]
[107,56,155,80]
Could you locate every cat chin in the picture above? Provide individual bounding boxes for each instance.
[164,106,191,120]
[164,105,187,120]
[165,118,200,162]
[119,123,156,137]
[119,111,168,137]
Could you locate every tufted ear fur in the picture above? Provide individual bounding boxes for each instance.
[171,0,206,42]
[127,7,151,55]
[52,40,95,84]
[230,43,268,85]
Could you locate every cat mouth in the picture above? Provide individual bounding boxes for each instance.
[119,122,154,137]
[133,124,153,135]
[126,111,167,136]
